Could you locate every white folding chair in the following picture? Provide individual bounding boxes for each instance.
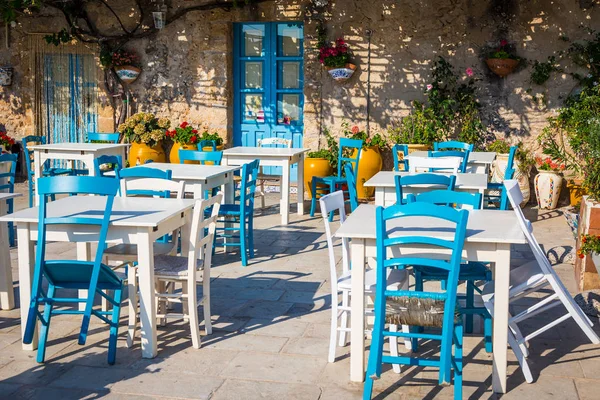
[319,191,410,370]
[408,156,461,174]
[481,180,600,383]
[256,137,292,208]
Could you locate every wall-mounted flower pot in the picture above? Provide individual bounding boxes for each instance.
[485,58,519,78]
[115,65,142,84]
[326,63,356,83]
[0,67,13,86]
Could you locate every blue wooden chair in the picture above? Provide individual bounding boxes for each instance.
[364,202,468,399]
[22,136,73,207]
[344,163,359,212]
[178,149,223,165]
[94,155,123,177]
[434,141,474,152]
[429,150,470,173]
[198,140,218,151]
[215,159,259,266]
[392,144,409,171]
[407,190,492,352]
[87,132,120,144]
[116,167,174,198]
[485,145,518,210]
[310,138,363,220]
[394,173,456,205]
[23,176,123,364]
[0,153,17,246]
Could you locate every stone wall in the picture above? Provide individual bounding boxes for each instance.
[1,0,600,153]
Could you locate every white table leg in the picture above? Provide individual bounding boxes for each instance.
[33,151,43,206]
[281,161,291,225]
[350,239,366,382]
[77,242,92,311]
[0,200,14,310]
[17,223,36,350]
[492,243,511,393]
[375,188,385,207]
[297,155,305,216]
[137,228,157,358]
[86,155,95,176]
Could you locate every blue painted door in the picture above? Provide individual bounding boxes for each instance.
[233,22,304,180]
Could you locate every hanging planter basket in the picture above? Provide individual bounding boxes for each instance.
[0,67,13,86]
[114,65,142,84]
[326,63,356,83]
[485,58,519,78]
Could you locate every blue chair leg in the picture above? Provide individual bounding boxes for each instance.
[310,179,318,217]
[27,180,34,208]
[240,216,248,267]
[484,312,493,353]
[36,285,55,363]
[79,269,102,345]
[108,287,123,365]
[413,270,424,351]
[453,323,463,400]
[465,281,475,334]
[328,182,336,222]
[248,214,255,259]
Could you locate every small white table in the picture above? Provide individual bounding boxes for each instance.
[408,151,496,174]
[31,143,129,205]
[0,196,194,359]
[118,162,240,201]
[364,171,489,207]
[221,147,309,225]
[335,204,526,394]
[0,192,22,310]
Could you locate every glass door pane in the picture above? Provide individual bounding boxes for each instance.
[279,61,301,89]
[245,61,263,89]
[277,24,302,56]
[243,25,265,57]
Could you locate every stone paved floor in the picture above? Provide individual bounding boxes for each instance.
[1,182,600,399]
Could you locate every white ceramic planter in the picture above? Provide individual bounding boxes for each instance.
[592,253,600,274]
[114,65,141,84]
[535,170,563,209]
[491,153,531,206]
[326,63,356,82]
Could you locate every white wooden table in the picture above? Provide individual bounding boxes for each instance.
[0,196,194,359]
[408,151,496,174]
[335,204,526,394]
[30,143,129,205]
[115,162,239,201]
[221,147,309,225]
[0,192,22,310]
[364,171,489,207]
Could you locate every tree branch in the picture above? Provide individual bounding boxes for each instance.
[97,0,131,35]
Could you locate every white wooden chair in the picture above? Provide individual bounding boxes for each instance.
[481,180,600,383]
[319,191,410,370]
[408,156,461,174]
[256,137,292,208]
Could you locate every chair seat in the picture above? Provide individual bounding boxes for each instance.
[43,168,72,177]
[385,296,462,328]
[313,175,346,186]
[153,255,204,278]
[420,262,491,281]
[218,204,252,217]
[338,268,408,292]
[481,260,546,303]
[487,182,503,190]
[258,173,282,181]
[104,242,175,261]
[44,261,122,290]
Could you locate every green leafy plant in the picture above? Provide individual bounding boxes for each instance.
[166,121,200,145]
[487,39,520,60]
[342,122,388,150]
[515,144,535,174]
[118,112,170,147]
[578,234,600,258]
[308,127,339,171]
[199,131,224,146]
[487,139,511,154]
[319,37,351,68]
[530,56,561,85]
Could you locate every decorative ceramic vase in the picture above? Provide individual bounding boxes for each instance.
[304,157,333,199]
[327,63,356,83]
[352,146,383,199]
[535,170,563,210]
[567,179,586,207]
[128,142,166,166]
[0,67,13,86]
[169,143,198,164]
[485,58,519,78]
[114,65,141,84]
[592,253,600,273]
[491,154,531,207]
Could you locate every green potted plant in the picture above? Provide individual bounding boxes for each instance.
[578,234,600,270]
[118,112,170,165]
[305,128,338,199]
[319,37,356,83]
[166,121,200,164]
[199,130,224,151]
[388,102,444,152]
[485,39,521,78]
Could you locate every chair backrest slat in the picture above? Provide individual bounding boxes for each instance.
[187,193,223,277]
[240,159,260,211]
[407,189,482,210]
[87,132,120,144]
[430,150,470,173]
[0,153,18,193]
[434,141,474,152]
[257,137,292,148]
[319,191,350,296]
[198,140,217,151]
[392,144,409,171]
[117,167,184,199]
[395,173,457,205]
[337,137,363,177]
[408,156,460,174]
[94,155,123,177]
[178,149,223,165]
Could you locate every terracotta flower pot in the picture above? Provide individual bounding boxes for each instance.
[304,158,332,199]
[128,142,166,166]
[170,143,198,164]
[352,146,383,199]
[567,179,586,207]
[535,170,563,210]
[485,58,519,78]
[114,65,142,84]
[326,63,357,83]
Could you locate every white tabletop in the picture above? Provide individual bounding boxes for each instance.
[29,143,129,152]
[123,162,240,180]
[0,193,22,201]
[364,171,488,190]
[222,147,309,157]
[408,151,496,164]
[0,196,194,228]
[336,204,526,244]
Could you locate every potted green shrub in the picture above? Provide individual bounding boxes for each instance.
[388,102,443,152]
[578,234,600,271]
[485,39,521,78]
[305,128,337,199]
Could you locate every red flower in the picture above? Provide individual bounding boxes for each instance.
[190,135,197,143]
[500,39,508,47]
[351,126,360,134]
[192,129,198,134]
[180,121,188,129]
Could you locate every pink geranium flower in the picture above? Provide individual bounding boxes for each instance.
[426,84,433,91]
[500,39,508,47]
[466,67,474,77]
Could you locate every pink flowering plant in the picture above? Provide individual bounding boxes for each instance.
[342,122,388,150]
[111,49,140,67]
[319,37,351,68]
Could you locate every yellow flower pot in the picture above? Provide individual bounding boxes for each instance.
[567,179,586,207]
[352,146,383,199]
[304,157,332,199]
[170,143,198,164]
[201,144,224,165]
[128,142,166,166]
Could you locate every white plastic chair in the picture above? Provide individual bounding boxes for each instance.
[256,137,292,208]
[481,180,600,383]
[408,156,461,174]
[319,191,410,370]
